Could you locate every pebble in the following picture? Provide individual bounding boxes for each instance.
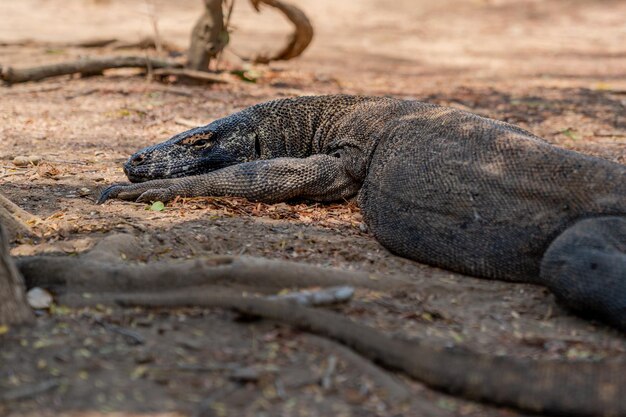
[12,155,41,167]
[27,287,53,309]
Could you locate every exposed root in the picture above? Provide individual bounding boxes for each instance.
[0,56,181,84]
[114,291,626,417]
[17,252,406,294]
[305,334,412,405]
[0,224,33,325]
[16,232,404,293]
[0,193,40,240]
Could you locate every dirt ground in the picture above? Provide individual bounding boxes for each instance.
[1,0,626,416]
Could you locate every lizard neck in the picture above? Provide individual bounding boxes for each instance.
[245,95,382,159]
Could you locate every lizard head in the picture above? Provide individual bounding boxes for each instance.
[123,114,261,183]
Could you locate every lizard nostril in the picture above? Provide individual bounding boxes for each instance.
[129,154,146,166]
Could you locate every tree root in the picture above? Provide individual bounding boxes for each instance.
[17,252,406,294]
[249,0,314,63]
[0,193,40,240]
[0,224,33,325]
[16,232,405,294]
[0,56,181,84]
[13,233,626,415]
[305,334,412,405]
[113,291,626,417]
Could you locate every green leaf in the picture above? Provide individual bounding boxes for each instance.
[560,128,580,141]
[150,201,165,211]
[230,69,259,83]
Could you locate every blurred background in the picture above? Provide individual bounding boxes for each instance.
[2,0,625,92]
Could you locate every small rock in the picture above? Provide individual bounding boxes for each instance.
[28,155,42,165]
[13,155,41,167]
[12,156,29,167]
[27,287,53,309]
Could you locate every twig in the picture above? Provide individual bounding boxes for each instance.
[0,378,61,401]
[2,85,64,96]
[152,67,231,84]
[73,38,119,48]
[112,37,176,51]
[0,171,29,180]
[94,318,145,345]
[144,1,163,56]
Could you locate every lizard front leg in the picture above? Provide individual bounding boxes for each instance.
[97,154,361,204]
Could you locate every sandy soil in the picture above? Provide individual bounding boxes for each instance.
[1,0,625,416]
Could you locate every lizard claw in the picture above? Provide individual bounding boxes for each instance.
[136,188,175,204]
[97,179,181,205]
[97,183,130,204]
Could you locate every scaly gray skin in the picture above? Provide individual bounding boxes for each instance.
[99,95,626,416]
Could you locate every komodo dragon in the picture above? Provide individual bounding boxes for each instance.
[98,95,626,415]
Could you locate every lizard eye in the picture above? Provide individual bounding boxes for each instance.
[193,139,210,147]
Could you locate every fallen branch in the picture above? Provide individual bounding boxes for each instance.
[249,0,314,63]
[114,291,626,417]
[0,56,181,84]
[0,37,177,51]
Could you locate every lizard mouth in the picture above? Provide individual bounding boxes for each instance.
[123,162,200,183]
[123,157,238,183]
